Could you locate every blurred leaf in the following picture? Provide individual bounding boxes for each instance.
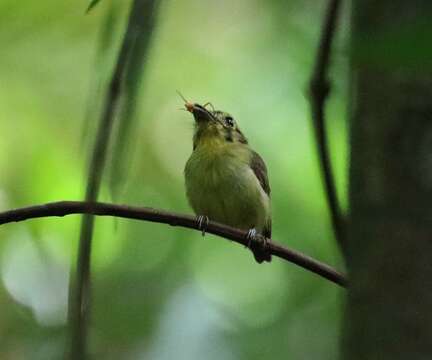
[86,0,102,13]
[70,1,162,358]
[109,0,161,200]
[2,231,69,327]
[81,0,121,152]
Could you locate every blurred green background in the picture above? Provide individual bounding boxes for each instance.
[0,0,348,359]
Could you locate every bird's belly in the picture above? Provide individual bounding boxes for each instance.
[185,155,269,231]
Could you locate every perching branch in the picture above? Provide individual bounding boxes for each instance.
[69,1,160,359]
[0,201,347,288]
[308,0,346,253]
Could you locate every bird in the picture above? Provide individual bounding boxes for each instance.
[182,99,272,263]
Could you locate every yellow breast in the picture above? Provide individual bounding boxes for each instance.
[184,142,270,231]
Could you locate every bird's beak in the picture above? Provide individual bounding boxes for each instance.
[185,103,214,123]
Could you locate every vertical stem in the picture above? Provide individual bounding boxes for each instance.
[308,0,345,253]
[67,1,160,358]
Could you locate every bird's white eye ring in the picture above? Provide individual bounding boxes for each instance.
[225,116,234,127]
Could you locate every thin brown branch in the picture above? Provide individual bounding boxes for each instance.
[0,201,348,288]
[70,1,160,358]
[308,0,346,253]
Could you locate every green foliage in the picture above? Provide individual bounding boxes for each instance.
[108,0,161,201]
[86,0,102,14]
[0,0,348,359]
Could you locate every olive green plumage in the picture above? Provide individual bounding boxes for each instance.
[184,103,271,263]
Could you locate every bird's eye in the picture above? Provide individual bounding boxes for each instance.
[225,116,234,127]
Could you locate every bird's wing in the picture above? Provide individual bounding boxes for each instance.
[250,151,270,197]
[250,151,272,262]
[250,151,271,239]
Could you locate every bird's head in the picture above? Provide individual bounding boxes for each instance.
[183,100,248,148]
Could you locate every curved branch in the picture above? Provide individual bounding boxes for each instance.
[0,201,347,288]
[309,0,346,253]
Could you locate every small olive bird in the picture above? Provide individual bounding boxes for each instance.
[182,98,272,263]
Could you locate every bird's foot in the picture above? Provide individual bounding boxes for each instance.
[196,215,209,236]
[245,228,271,263]
[261,235,269,252]
[245,228,257,249]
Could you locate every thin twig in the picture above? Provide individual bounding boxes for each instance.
[69,1,160,358]
[308,0,346,252]
[0,201,348,288]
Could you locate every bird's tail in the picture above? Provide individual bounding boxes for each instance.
[251,225,272,263]
[252,246,272,263]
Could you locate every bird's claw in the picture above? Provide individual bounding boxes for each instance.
[245,228,271,263]
[245,228,257,249]
[196,215,209,236]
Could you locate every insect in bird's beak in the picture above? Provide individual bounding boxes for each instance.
[176,91,221,124]
[176,90,194,112]
[185,103,194,112]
